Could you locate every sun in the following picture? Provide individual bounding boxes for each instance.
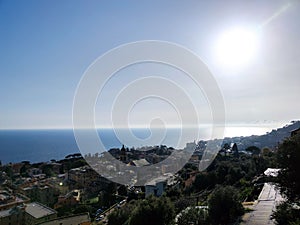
[215,27,259,68]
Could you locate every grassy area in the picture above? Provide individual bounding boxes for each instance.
[85,196,99,204]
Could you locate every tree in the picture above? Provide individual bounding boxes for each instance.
[271,201,300,225]
[276,133,300,202]
[245,146,261,156]
[118,185,128,196]
[208,186,244,225]
[129,195,175,225]
[221,143,231,156]
[108,201,136,225]
[176,206,209,225]
[41,164,54,177]
[193,171,216,191]
[108,196,175,225]
[101,182,117,207]
[272,132,300,224]
[262,147,271,156]
[174,198,194,214]
[165,187,181,201]
[73,204,93,215]
[223,143,230,150]
[20,164,29,177]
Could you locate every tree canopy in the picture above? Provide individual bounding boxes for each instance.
[129,195,175,225]
[208,185,244,225]
[176,206,209,225]
[108,195,175,225]
[272,132,300,225]
[276,132,300,202]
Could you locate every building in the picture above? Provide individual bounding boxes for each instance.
[0,205,25,225]
[145,174,175,197]
[0,202,57,225]
[145,153,167,164]
[219,142,239,157]
[0,190,29,211]
[67,166,111,198]
[264,168,280,177]
[67,166,98,188]
[22,184,58,207]
[188,151,203,167]
[119,145,128,163]
[54,190,80,209]
[11,163,25,176]
[49,162,63,174]
[28,168,43,178]
[145,177,167,197]
[39,212,91,225]
[24,202,57,225]
[129,159,150,167]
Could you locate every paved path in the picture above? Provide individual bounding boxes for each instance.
[241,183,284,225]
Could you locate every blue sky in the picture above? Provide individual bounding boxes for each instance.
[1,0,300,130]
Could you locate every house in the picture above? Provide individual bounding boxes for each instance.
[54,190,80,209]
[28,168,43,178]
[22,184,58,207]
[0,201,57,225]
[219,142,239,157]
[264,168,280,177]
[67,166,98,188]
[145,177,167,197]
[0,205,25,225]
[145,174,174,197]
[129,159,150,167]
[39,212,91,225]
[24,202,57,225]
[0,190,30,211]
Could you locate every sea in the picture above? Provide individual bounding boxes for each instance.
[0,128,182,164]
[0,125,278,165]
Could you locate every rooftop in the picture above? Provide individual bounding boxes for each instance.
[0,208,13,218]
[145,174,174,186]
[264,168,280,177]
[131,159,150,167]
[0,191,29,209]
[39,212,90,225]
[0,204,25,218]
[25,202,57,219]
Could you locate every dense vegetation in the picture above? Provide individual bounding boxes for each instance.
[108,195,175,225]
[272,132,300,225]
[105,144,280,225]
[208,186,244,225]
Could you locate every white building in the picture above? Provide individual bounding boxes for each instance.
[145,174,174,197]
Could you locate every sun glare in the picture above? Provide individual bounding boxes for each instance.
[215,27,259,68]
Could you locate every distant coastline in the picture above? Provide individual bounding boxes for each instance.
[0,121,298,164]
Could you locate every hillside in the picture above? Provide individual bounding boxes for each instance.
[221,121,300,150]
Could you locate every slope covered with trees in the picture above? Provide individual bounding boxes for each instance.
[272,132,300,225]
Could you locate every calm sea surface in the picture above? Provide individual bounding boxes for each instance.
[0,126,273,164]
[0,128,182,164]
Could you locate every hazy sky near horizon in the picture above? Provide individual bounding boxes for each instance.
[1,0,300,130]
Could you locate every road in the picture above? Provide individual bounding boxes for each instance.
[241,183,284,225]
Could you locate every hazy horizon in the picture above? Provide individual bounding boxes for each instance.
[0,121,294,139]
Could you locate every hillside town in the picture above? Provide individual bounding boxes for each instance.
[0,122,299,225]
